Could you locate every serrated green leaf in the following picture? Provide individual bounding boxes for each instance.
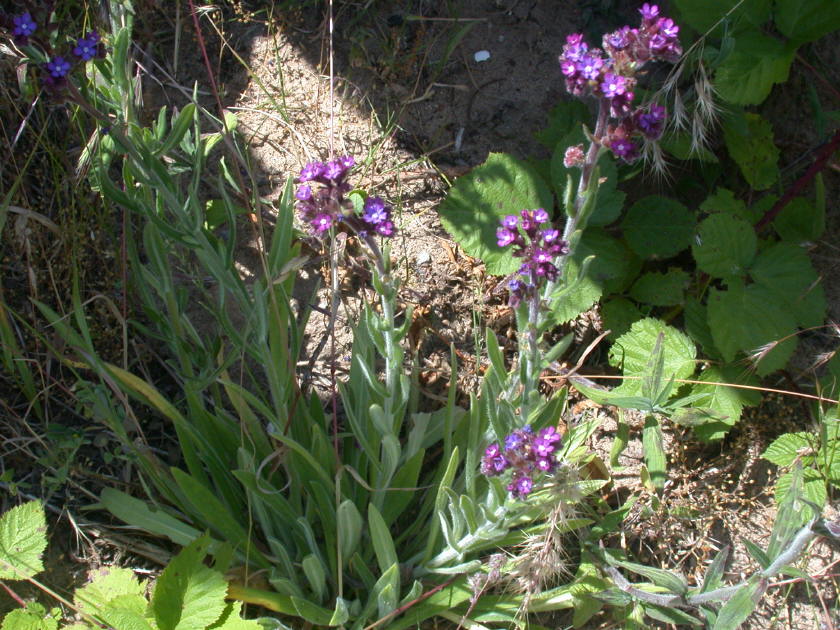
[700,188,758,223]
[674,0,771,35]
[689,366,761,440]
[608,318,696,396]
[723,111,779,189]
[0,501,46,580]
[621,196,693,259]
[773,197,825,243]
[693,213,756,278]
[74,567,146,616]
[535,101,591,149]
[660,132,719,163]
[715,33,794,105]
[550,230,634,323]
[762,432,813,467]
[629,269,689,306]
[707,285,797,375]
[0,603,58,630]
[601,297,643,341]
[208,601,263,629]
[775,0,840,43]
[438,152,552,274]
[774,468,826,511]
[749,242,826,328]
[683,298,717,357]
[152,536,228,630]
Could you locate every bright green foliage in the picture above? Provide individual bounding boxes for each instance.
[608,318,696,397]
[1,604,59,630]
[707,284,798,375]
[674,0,771,35]
[692,213,756,278]
[685,366,761,441]
[438,152,553,274]
[762,408,840,510]
[629,269,690,306]
[774,0,840,43]
[621,196,694,259]
[773,196,825,243]
[0,501,46,580]
[722,112,780,190]
[714,33,795,106]
[0,504,260,630]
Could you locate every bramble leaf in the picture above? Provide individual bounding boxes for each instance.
[629,268,690,306]
[722,112,779,190]
[0,501,46,580]
[715,33,794,105]
[621,196,694,259]
[749,242,826,328]
[762,432,812,467]
[608,318,696,396]
[688,366,761,440]
[707,285,798,375]
[775,0,840,43]
[773,197,825,243]
[152,536,228,630]
[438,152,553,275]
[692,213,756,278]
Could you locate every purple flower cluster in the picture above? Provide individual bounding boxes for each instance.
[496,209,569,307]
[558,3,681,162]
[294,156,396,238]
[481,426,563,499]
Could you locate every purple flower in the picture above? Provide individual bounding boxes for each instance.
[640,3,660,20]
[324,158,346,180]
[533,208,549,224]
[501,215,518,229]
[577,54,604,80]
[362,196,388,224]
[604,26,631,50]
[295,184,312,200]
[610,137,638,161]
[299,161,325,182]
[542,229,560,243]
[12,12,36,39]
[339,155,355,169]
[658,17,679,38]
[560,59,578,77]
[375,220,395,236]
[73,34,99,61]
[480,444,509,476]
[508,475,533,498]
[45,57,72,79]
[636,104,667,139]
[563,33,588,61]
[601,73,627,98]
[312,213,333,232]
[497,227,516,248]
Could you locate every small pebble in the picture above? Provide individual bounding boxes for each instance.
[474,50,491,62]
[416,250,432,265]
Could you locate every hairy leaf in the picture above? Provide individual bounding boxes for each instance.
[0,501,46,580]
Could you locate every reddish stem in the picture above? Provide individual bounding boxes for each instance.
[755,127,840,231]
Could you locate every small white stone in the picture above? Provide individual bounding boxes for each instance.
[474,50,491,63]
[416,251,432,265]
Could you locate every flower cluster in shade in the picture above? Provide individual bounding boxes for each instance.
[295,157,395,237]
[480,426,562,499]
[496,209,569,307]
[558,3,680,162]
[3,11,106,91]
